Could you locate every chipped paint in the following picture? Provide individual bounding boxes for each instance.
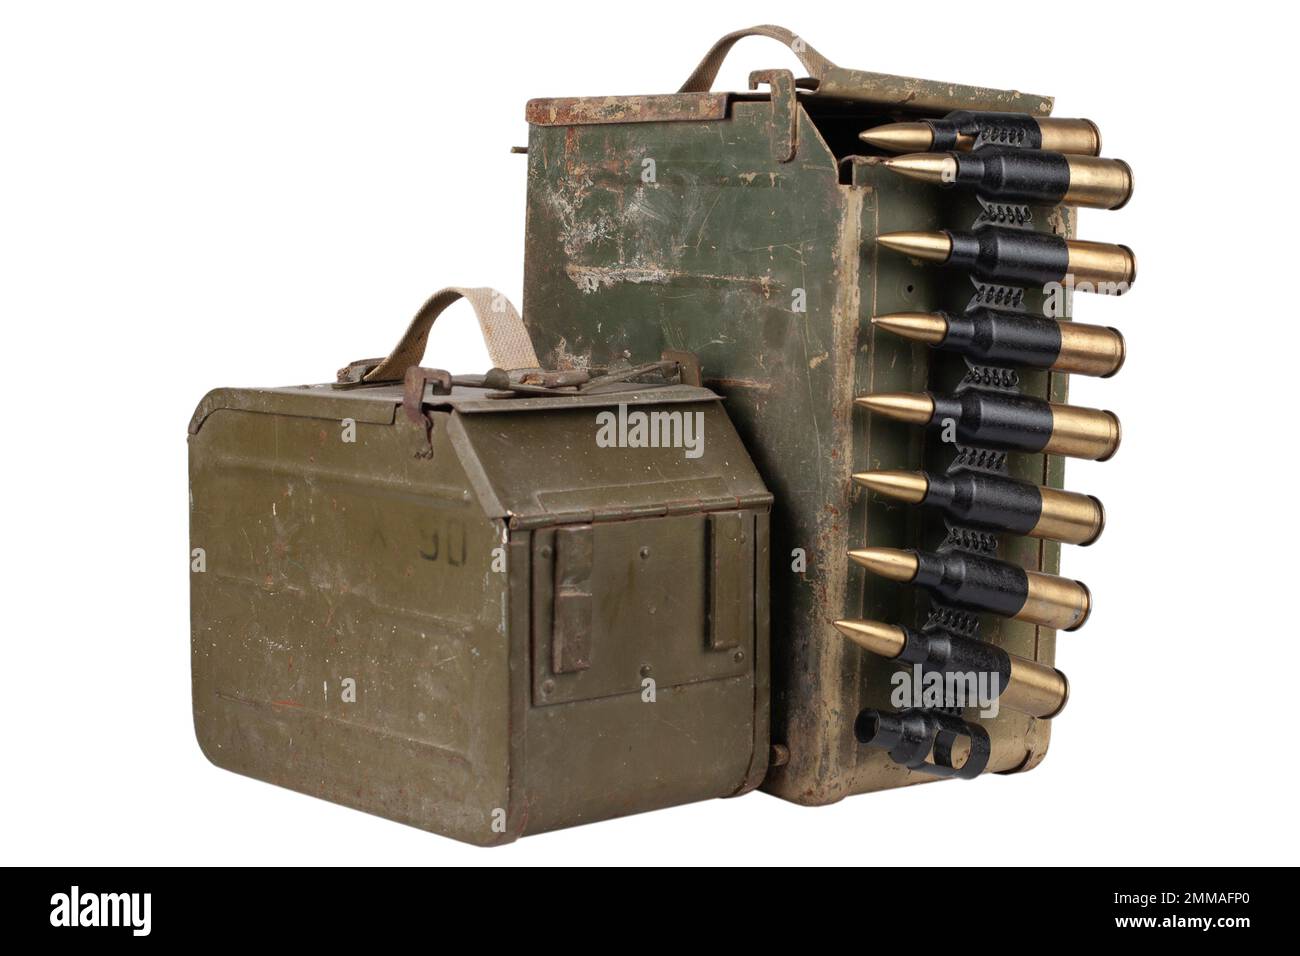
[567,263,670,292]
[567,263,776,296]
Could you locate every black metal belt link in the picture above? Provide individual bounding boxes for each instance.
[856,208,1039,780]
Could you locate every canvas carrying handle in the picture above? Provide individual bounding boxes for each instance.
[677,25,836,93]
[358,286,540,383]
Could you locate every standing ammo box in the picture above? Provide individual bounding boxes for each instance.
[521,25,1073,800]
[189,340,771,844]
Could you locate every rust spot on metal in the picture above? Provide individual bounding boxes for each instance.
[402,366,452,426]
[547,337,594,372]
[526,93,730,127]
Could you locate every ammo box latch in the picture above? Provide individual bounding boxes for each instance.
[707,511,754,651]
[551,525,594,674]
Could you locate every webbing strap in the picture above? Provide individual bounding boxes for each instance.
[362,286,540,382]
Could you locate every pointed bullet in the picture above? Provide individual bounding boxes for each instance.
[837,619,1071,718]
[880,150,1133,210]
[858,389,1120,461]
[860,114,1101,156]
[854,392,935,425]
[879,226,1135,293]
[881,152,957,185]
[852,470,929,504]
[878,307,1126,378]
[859,122,935,153]
[851,546,1092,630]
[871,311,948,345]
[833,619,907,658]
[856,468,1106,546]
[876,231,953,263]
[847,547,920,583]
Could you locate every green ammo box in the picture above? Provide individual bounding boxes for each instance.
[189,292,771,845]
[521,25,1073,801]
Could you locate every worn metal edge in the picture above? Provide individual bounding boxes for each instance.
[526,92,731,126]
[451,385,720,413]
[732,510,772,795]
[187,386,398,435]
[443,411,508,520]
[816,68,1053,115]
[502,529,532,842]
[189,384,723,435]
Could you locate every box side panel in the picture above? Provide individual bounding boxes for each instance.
[189,406,513,845]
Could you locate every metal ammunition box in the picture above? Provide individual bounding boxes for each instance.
[520,26,1073,801]
[188,24,1114,841]
[189,380,771,845]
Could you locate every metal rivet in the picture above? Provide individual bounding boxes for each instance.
[639,546,650,559]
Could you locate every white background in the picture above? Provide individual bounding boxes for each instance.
[3,1,1296,866]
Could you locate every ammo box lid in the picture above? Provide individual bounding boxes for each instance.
[525,26,1051,127]
[188,380,772,529]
